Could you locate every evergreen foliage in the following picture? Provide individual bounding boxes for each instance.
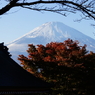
[18,39,95,95]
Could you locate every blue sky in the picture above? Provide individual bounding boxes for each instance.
[0,3,95,44]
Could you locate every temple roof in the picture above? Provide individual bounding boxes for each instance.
[0,43,52,94]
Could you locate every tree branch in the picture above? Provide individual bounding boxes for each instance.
[14,0,95,20]
[0,0,95,21]
[0,0,19,15]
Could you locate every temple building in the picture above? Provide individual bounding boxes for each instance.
[0,43,53,94]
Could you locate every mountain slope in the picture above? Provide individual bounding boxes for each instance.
[7,22,95,63]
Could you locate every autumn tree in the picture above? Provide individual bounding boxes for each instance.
[18,39,95,95]
[0,0,95,21]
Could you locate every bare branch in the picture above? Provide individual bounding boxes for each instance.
[15,0,95,20]
[0,0,95,21]
[0,0,19,15]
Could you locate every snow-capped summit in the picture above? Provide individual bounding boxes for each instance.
[8,22,88,45]
[7,22,95,63]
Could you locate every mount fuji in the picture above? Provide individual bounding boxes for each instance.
[7,22,95,63]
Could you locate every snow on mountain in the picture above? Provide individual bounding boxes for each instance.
[7,22,95,63]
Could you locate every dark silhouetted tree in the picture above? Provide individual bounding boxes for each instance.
[18,39,95,95]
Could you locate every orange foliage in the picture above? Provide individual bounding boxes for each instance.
[18,39,95,95]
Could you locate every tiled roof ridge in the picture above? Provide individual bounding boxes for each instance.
[0,42,11,57]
